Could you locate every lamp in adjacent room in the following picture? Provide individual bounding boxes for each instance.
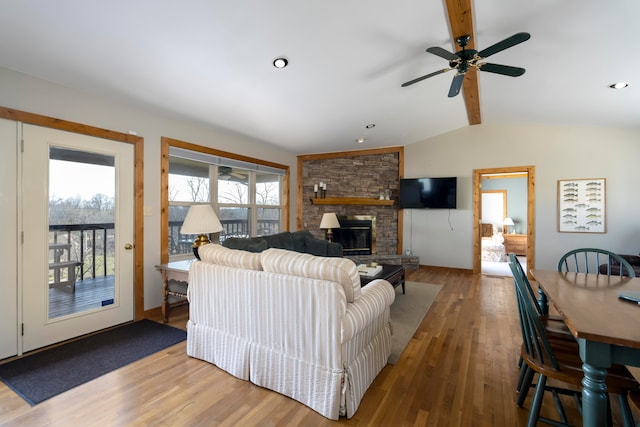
[319,213,340,242]
[181,204,224,259]
[503,217,515,234]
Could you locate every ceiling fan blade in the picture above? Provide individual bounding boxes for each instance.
[232,171,247,179]
[401,68,452,87]
[426,46,458,61]
[448,73,465,97]
[476,32,530,59]
[479,63,526,77]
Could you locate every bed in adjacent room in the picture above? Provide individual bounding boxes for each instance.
[480,224,508,262]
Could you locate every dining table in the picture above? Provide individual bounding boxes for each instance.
[530,269,640,427]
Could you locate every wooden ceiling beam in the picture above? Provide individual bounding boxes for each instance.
[444,0,481,125]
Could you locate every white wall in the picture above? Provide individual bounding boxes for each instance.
[0,67,297,310]
[0,119,18,359]
[404,123,640,270]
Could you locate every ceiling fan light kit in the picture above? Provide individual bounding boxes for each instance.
[402,32,531,97]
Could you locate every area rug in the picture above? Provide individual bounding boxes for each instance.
[388,281,442,364]
[0,319,186,405]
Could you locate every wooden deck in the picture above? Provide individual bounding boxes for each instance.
[48,275,115,318]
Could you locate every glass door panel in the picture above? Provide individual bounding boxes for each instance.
[48,147,116,319]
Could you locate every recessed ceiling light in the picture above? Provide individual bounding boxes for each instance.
[609,82,629,89]
[365,124,376,129]
[355,137,366,144]
[273,57,289,68]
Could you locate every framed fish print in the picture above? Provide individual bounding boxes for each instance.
[557,178,606,233]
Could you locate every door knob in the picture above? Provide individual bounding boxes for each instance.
[124,243,133,250]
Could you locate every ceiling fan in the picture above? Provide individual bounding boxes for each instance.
[218,166,246,181]
[401,32,531,97]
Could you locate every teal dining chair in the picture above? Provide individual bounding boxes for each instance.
[630,390,640,427]
[509,253,575,395]
[557,248,636,277]
[510,260,639,427]
[510,253,571,333]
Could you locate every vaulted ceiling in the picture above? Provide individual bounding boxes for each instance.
[0,1,637,154]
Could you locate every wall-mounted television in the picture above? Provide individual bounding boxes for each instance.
[399,177,457,209]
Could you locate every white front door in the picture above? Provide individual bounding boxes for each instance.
[21,124,135,353]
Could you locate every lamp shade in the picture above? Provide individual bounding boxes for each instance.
[181,204,223,235]
[319,213,340,230]
[503,217,515,226]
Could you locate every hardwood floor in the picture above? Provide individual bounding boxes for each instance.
[1,267,638,426]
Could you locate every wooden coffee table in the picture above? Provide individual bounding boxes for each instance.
[360,263,405,294]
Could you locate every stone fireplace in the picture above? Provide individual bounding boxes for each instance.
[297,147,420,269]
[298,147,403,256]
[332,215,376,255]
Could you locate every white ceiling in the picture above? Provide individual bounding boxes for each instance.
[0,1,638,154]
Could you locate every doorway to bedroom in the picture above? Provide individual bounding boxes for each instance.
[472,166,535,276]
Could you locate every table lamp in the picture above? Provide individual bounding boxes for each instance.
[320,213,340,242]
[503,217,515,234]
[181,204,224,259]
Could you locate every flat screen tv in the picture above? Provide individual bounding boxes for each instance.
[399,177,457,209]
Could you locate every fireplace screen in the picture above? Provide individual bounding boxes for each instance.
[332,215,376,255]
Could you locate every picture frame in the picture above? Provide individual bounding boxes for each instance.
[557,178,606,233]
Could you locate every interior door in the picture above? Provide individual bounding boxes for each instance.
[21,124,134,353]
[473,167,535,274]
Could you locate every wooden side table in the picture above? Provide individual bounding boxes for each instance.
[155,259,194,323]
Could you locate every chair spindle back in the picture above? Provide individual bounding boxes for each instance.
[557,248,636,277]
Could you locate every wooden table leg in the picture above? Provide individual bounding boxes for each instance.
[580,340,610,427]
[161,270,169,323]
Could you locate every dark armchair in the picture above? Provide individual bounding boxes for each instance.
[598,253,640,277]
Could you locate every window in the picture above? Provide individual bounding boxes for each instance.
[165,144,287,259]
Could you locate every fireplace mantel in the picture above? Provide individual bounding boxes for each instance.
[309,197,394,206]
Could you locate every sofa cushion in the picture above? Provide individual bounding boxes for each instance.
[305,235,329,256]
[326,241,343,257]
[222,236,268,252]
[262,232,295,250]
[198,243,263,271]
[246,239,269,253]
[291,230,312,252]
[260,248,361,302]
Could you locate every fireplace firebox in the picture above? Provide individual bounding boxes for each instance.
[332,215,375,255]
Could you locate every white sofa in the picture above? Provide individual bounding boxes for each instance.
[186,244,395,419]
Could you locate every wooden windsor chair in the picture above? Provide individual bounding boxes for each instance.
[557,248,636,277]
[509,253,575,395]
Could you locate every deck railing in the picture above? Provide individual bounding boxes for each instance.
[49,219,282,276]
[49,223,114,281]
[168,219,280,255]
